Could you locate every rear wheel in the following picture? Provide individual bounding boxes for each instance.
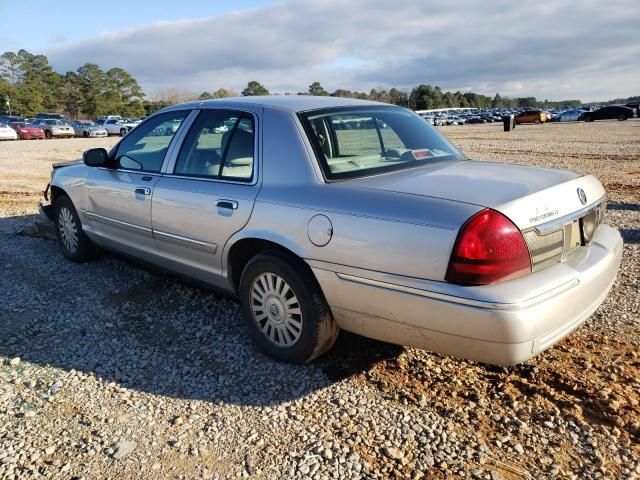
[239,250,338,363]
[618,114,627,121]
[45,130,52,139]
[120,128,128,136]
[54,195,97,262]
[534,118,540,124]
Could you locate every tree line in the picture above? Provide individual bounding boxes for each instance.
[0,50,146,118]
[2,49,621,119]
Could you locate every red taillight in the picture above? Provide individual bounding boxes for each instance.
[445,209,531,285]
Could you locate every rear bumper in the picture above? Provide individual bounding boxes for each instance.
[311,224,623,366]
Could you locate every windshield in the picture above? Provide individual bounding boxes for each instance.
[299,106,464,180]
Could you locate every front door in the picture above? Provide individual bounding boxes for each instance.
[84,110,190,261]
[151,109,260,286]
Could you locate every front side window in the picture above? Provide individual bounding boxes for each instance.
[114,110,188,172]
[299,106,464,180]
[174,110,254,181]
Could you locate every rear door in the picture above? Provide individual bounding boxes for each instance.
[84,110,190,262]
[151,108,260,287]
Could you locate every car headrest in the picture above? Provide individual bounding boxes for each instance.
[222,128,254,164]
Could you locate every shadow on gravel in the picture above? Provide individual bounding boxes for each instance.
[607,201,640,212]
[0,214,402,406]
[620,228,639,244]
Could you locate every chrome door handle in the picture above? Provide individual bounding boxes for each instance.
[135,187,151,195]
[216,199,238,210]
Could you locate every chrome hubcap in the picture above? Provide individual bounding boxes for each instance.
[251,272,303,347]
[58,207,78,253]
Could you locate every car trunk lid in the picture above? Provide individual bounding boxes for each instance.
[349,159,607,274]
[348,160,605,229]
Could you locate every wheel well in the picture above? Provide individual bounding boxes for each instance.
[227,238,309,294]
[50,185,67,207]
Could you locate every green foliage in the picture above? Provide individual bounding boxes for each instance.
[241,81,269,96]
[1,48,618,118]
[308,81,328,96]
[0,49,144,118]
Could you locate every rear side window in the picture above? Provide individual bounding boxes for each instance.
[174,110,254,182]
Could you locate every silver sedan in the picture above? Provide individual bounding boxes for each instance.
[40,96,622,365]
[72,121,108,138]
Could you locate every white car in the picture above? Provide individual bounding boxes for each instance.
[0,123,18,140]
[99,119,137,136]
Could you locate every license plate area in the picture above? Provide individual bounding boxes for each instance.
[562,207,602,259]
[563,219,582,258]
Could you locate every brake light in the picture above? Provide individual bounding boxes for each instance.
[445,209,531,285]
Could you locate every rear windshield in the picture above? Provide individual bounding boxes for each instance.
[299,106,464,180]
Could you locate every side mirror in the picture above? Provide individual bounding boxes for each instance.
[83,148,109,167]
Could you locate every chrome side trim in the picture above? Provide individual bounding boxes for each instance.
[154,230,217,253]
[335,272,579,311]
[84,211,153,237]
[533,196,606,234]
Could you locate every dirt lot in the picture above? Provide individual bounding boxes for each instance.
[0,121,638,480]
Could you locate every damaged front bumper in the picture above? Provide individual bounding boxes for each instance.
[39,182,54,222]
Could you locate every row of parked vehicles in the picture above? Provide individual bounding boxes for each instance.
[419,103,638,126]
[0,113,142,141]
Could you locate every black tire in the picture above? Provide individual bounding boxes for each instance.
[83,131,89,138]
[165,127,172,136]
[120,128,127,136]
[239,250,339,363]
[584,115,593,122]
[618,114,627,121]
[534,118,540,124]
[54,195,97,262]
[45,130,52,139]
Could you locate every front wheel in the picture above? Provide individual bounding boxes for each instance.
[534,118,540,124]
[54,195,97,262]
[45,130,52,139]
[239,251,339,363]
[120,128,128,136]
[618,114,627,121]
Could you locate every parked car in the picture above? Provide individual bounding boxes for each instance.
[97,118,135,136]
[580,105,635,122]
[0,115,26,125]
[41,96,622,366]
[550,109,584,122]
[96,115,122,122]
[36,112,66,120]
[72,120,108,138]
[0,123,18,140]
[31,119,74,138]
[514,110,547,124]
[9,121,45,140]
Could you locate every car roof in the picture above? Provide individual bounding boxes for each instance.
[162,95,390,114]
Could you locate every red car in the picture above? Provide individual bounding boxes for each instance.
[10,122,45,140]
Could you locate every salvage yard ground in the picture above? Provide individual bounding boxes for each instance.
[0,121,639,479]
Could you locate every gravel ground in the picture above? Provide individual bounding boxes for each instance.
[0,121,638,480]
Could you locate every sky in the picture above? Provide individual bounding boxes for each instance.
[1,0,639,102]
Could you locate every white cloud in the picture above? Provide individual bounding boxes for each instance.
[46,0,640,101]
